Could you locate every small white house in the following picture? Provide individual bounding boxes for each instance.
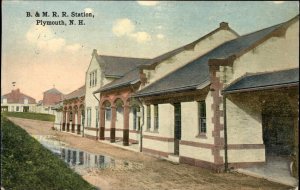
[1,88,36,112]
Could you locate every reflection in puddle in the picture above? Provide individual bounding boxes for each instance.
[60,148,115,174]
[33,135,143,175]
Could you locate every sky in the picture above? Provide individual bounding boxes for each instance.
[1,1,299,101]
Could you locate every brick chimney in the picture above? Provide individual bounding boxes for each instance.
[219,22,229,29]
[92,49,98,56]
[12,88,20,93]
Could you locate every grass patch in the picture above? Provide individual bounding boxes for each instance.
[1,116,97,190]
[2,112,55,122]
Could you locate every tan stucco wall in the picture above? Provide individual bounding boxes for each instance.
[143,103,175,154]
[219,21,299,165]
[142,96,217,161]
[143,29,238,87]
[181,98,214,144]
[158,104,174,137]
[116,109,124,139]
[53,110,62,130]
[226,96,263,145]
[85,56,101,131]
[225,149,265,163]
[224,94,265,163]
[180,145,214,162]
[143,103,174,137]
[223,21,299,86]
[180,94,215,162]
[85,55,113,136]
[143,138,174,154]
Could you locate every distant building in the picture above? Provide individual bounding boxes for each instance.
[36,87,64,114]
[43,88,64,106]
[1,88,36,112]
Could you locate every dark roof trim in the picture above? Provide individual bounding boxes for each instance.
[134,85,199,98]
[104,75,123,79]
[94,79,140,94]
[223,82,299,95]
[94,82,131,93]
[135,79,211,98]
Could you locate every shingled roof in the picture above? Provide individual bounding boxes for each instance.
[63,85,85,100]
[94,22,239,93]
[95,68,140,93]
[134,15,298,97]
[2,89,36,104]
[44,88,62,94]
[223,68,299,94]
[95,55,151,78]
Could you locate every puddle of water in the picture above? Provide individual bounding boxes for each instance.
[33,135,143,175]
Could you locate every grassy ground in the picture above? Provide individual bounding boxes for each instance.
[2,111,55,122]
[1,116,97,190]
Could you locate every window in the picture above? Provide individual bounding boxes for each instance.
[89,73,92,87]
[1,106,8,112]
[95,107,99,128]
[92,72,94,86]
[16,106,19,112]
[95,70,97,86]
[105,107,111,121]
[87,108,91,127]
[154,104,159,130]
[133,107,141,131]
[146,105,151,130]
[137,107,141,130]
[198,101,206,134]
[117,106,123,113]
[23,106,29,112]
[89,70,98,87]
[24,98,28,104]
[81,110,85,127]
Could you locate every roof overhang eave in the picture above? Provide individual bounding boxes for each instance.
[104,74,123,79]
[94,80,138,94]
[222,82,299,95]
[196,80,211,90]
[134,85,198,98]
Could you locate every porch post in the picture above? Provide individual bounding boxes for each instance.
[77,110,81,134]
[123,104,130,146]
[62,110,66,131]
[72,109,76,133]
[66,111,70,132]
[99,107,105,140]
[110,106,116,143]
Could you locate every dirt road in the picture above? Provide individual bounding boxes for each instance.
[8,117,291,190]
